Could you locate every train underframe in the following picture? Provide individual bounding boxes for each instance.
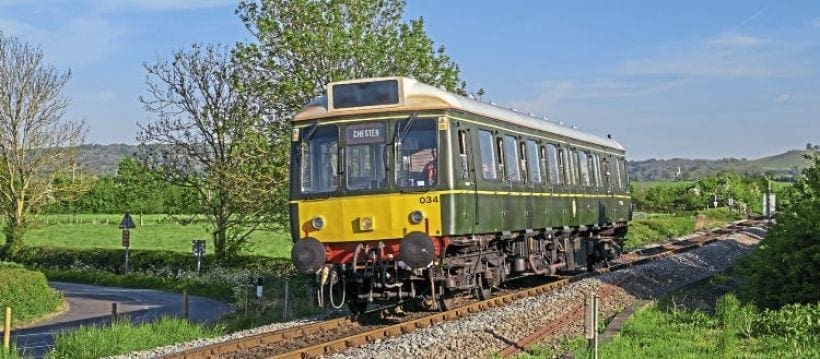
[316,224,628,313]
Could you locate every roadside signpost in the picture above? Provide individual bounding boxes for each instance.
[119,212,136,275]
[192,240,206,275]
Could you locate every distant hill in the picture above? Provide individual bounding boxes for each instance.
[629,150,817,181]
[77,143,139,175]
[747,150,815,170]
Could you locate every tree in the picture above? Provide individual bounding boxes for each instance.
[807,143,814,151]
[0,33,87,255]
[235,0,466,117]
[739,153,820,308]
[138,43,286,260]
[114,157,165,225]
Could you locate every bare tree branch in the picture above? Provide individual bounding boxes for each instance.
[138,43,287,260]
[0,32,87,254]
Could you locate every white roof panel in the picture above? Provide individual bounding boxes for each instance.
[294,77,625,152]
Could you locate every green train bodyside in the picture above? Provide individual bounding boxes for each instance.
[435,109,631,237]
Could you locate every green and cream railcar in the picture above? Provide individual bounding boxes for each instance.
[290,77,630,311]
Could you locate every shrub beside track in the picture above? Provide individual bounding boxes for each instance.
[0,262,63,326]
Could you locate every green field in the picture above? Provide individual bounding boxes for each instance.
[0,214,292,259]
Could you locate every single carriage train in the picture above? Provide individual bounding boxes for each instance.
[290,77,631,312]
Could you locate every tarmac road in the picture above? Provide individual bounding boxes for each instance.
[9,281,231,358]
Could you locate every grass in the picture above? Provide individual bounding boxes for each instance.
[560,296,820,359]
[0,347,22,359]
[624,207,742,250]
[0,214,292,259]
[46,317,222,359]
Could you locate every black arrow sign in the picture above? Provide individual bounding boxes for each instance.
[119,212,136,229]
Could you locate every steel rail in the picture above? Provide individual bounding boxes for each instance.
[163,220,760,359]
[160,316,356,359]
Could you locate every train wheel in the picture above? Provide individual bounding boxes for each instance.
[348,299,369,315]
[475,274,491,300]
[437,295,456,311]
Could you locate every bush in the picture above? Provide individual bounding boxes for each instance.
[737,154,820,308]
[47,317,221,359]
[4,246,293,275]
[0,262,63,326]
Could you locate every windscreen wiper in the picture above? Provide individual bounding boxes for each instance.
[302,121,319,143]
[395,112,418,145]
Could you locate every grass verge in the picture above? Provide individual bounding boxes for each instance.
[46,317,222,359]
[566,296,819,359]
[624,208,743,250]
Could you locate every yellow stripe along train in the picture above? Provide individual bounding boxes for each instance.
[290,77,631,312]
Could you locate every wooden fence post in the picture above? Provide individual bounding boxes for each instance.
[3,307,10,352]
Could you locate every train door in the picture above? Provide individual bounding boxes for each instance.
[523,139,542,229]
[544,143,563,228]
[575,149,595,226]
[559,145,574,225]
[501,135,523,231]
[454,124,476,233]
[476,129,502,232]
[591,153,605,226]
[600,155,613,224]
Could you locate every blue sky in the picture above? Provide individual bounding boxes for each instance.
[1,1,818,160]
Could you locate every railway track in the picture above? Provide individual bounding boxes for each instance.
[162,219,765,359]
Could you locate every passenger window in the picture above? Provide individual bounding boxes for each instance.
[478,130,497,180]
[526,140,542,183]
[572,151,581,185]
[613,157,622,190]
[503,136,521,181]
[457,130,469,180]
[561,147,573,185]
[519,142,528,181]
[619,158,628,191]
[546,144,561,185]
[496,137,505,177]
[565,148,577,185]
[577,151,590,186]
[592,153,601,188]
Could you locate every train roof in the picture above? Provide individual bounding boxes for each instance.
[293,77,625,152]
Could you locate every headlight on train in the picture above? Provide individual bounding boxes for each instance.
[311,216,325,230]
[359,216,374,231]
[409,210,424,224]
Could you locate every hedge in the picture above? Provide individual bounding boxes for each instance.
[3,246,293,275]
[0,262,63,326]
